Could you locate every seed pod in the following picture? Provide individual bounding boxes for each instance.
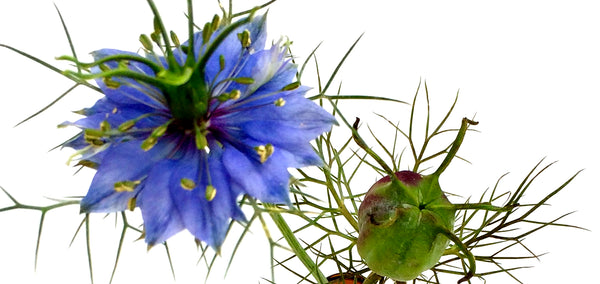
[357,171,454,281]
[355,118,480,283]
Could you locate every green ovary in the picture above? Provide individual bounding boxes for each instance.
[358,207,450,281]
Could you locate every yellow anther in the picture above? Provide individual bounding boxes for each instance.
[127,197,137,211]
[139,34,154,51]
[100,120,111,132]
[114,180,141,192]
[202,22,213,44]
[205,185,217,201]
[99,63,111,72]
[237,29,251,48]
[75,160,98,169]
[255,144,274,163]
[233,77,254,84]
[194,122,209,151]
[103,77,120,89]
[118,60,130,69]
[229,89,241,100]
[84,128,103,140]
[180,178,196,191]
[218,89,241,102]
[151,123,169,138]
[170,30,180,46]
[141,136,157,151]
[211,14,221,32]
[84,129,105,146]
[118,119,136,132]
[274,98,286,107]
[150,31,161,46]
[282,81,300,91]
[219,55,225,71]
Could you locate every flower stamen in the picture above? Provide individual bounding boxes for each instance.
[100,120,111,132]
[75,160,98,169]
[141,136,158,151]
[281,81,300,91]
[114,180,141,192]
[237,29,251,48]
[103,77,120,89]
[180,178,196,190]
[255,143,274,163]
[127,197,137,211]
[194,121,210,151]
[141,119,174,151]
[84,129,106,146]
[274,97,285,107]
[205,185,217,201]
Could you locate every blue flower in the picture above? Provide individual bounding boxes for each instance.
[61,14,336,249]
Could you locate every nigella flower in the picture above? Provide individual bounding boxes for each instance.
[59,12,336,249]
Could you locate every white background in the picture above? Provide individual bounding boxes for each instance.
[1,0,598,283]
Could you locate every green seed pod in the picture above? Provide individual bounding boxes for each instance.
[357,171,454,281]
[355,118,482,283]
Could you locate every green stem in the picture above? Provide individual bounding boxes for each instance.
[57,54,163,74]
[186,0,195,65]
[433,118,478,177]
[63,69,168,88]
[322,165,359,232]
[440,228,475,284]
[0,44,101,93]
[146,0,179,72]
[266,205,328,284]
[352,117,394,175]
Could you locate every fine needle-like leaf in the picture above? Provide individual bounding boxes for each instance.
[14,83,79,127]
[321,34,363,95]
[298,42,322,81]
[109,212,128,284]
[85,214,94,284]
[0,44,100,92]
[54,4,80,74]
[163,243,176,280]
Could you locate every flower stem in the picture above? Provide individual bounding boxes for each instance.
[266,204,328,284]
[433,118,478,177]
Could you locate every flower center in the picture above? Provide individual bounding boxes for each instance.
[165,70,210,122]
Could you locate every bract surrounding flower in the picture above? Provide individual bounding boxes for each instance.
[60,14,336,249]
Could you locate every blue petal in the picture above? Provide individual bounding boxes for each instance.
[207,140,246,222]
[72,104,169,130]
[219,94,336,151]
[203,15,268,89]
[253,58,298,94]
[60,133,109,165]
[166,141,242,249]
[224,44,287,96]
[267,142,323,168]
[80,137,176,212]
[244,14,268,52]
[222,143,291,204]
[137,160,185,245]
